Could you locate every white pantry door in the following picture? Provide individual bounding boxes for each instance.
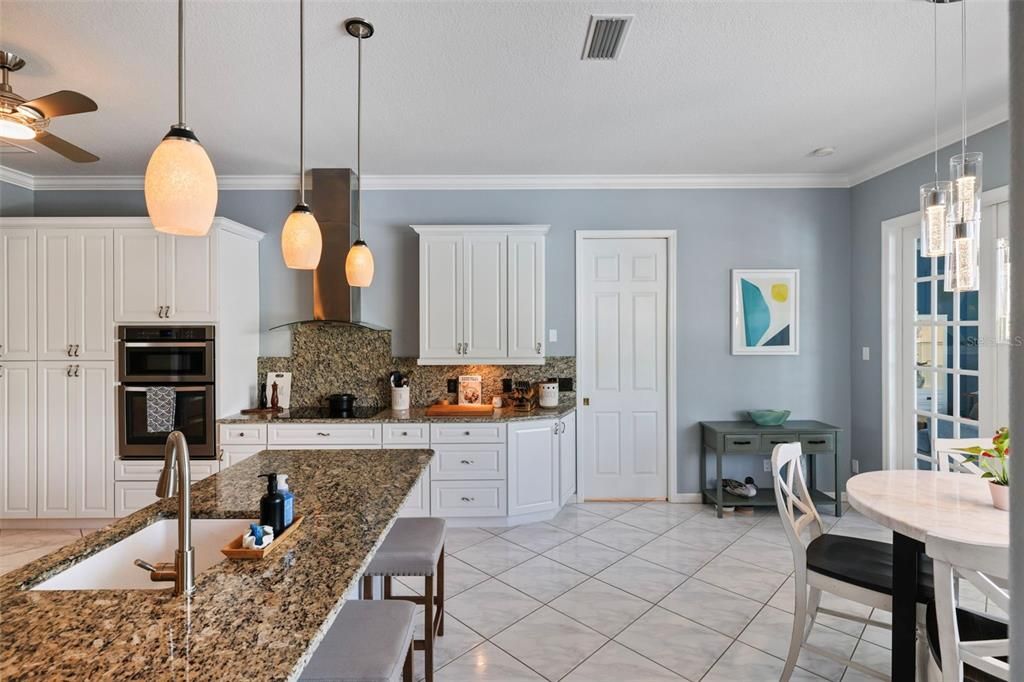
[578,237,668,500]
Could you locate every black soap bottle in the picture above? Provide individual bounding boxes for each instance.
[258,473,286,536]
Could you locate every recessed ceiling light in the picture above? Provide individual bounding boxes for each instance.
[809,146,836,157]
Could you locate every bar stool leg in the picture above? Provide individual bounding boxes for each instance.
[362,575,373,600]
[424,572,434,682]
[403,639,414,682]
[384,576,393,599]
[437,548,445,636]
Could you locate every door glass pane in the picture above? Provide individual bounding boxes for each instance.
[916,416,932,456]
[916,282,931,318]
[937,419,954,438]
[915,370,933,411]
[960,326,979,371]
[960,291,979,321]
[937,286,954,320]
[916,243,932,277]
[916,327,935,366]
[960,374,979,420]
[960,423,979,438]
[936,372,953,416]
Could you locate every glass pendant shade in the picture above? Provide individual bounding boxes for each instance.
[950,152,983,224]
[919,181,952,257]
[144,128,218,236]
[0,117,36,140]
[944,220,980,292]
[345,239,375,287]
[281,204,323,270]
[996,237,1011,343]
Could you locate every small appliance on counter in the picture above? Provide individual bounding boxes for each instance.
[538,380,559,408]
[508,381,537,413]
[327,393,358,417]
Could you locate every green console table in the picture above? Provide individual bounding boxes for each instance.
[699,420,843,519]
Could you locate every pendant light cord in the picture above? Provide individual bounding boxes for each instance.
[932,0,939,182]
[356,27,363,234]
[961,0,967,157]
[178,0,185,126]
[299,0,306,204]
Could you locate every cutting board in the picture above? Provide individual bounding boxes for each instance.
[424,403,495,417]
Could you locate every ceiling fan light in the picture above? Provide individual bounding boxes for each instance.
[144,128,218,237]
[345,239,374,287]
[282,204,323,270]
[0,116,36,140]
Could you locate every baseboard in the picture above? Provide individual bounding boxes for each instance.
[670,493,703,503]
[0,518,115,530]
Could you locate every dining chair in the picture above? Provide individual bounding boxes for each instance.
[932,438,989,475]
[925,533,1009,682]
[772,443,931,681]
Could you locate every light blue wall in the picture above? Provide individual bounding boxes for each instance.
[0,180,34,216]
[848,122,1010,473]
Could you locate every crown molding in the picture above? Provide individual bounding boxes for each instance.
[0,165,34,190]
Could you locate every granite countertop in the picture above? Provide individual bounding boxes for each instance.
[219,398,577,424]
[0,448,432,682]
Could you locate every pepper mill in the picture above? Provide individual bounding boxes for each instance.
[270,381,280,410]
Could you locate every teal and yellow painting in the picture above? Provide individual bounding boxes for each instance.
[731,269,799,355]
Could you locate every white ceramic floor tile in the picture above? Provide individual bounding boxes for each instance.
[594,555,687,603]
[614,507,685,534]
[491,606,607,681]
[840,639,891,682]
[614,606,732,681]
[496,555,588,603]
[572,502,638,519]
[541,536,626,575]
[661,522,744,552]
[436,642,545,682]
[455,537,537,575]
[768,575,797,612]
[441,555,491,597]
[445,528,497,554]
[445,578,542,638]
[562,641,683,681]
[411,614,485,679]
[546,506,608,534]
[693,555,789,603]
[738,605,859,681]
[499,523,576,553]
[658,578,762,638]
[722,535,796,575]
[859,609,892,649]
[639,502,703,521]
[548,578,652,637]
[631,535,718,575]
[581,520,657,553]
[703,641,827,682]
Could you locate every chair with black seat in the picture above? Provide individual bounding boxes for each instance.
[772,443,932,681]
[300,600,416,682]
[925,532,1009,682]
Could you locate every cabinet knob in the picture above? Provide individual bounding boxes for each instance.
[239,432,245,437]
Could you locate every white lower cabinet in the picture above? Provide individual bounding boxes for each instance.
[114,481,161,517]
[0,362,37,517]
[113,459,220,517]
[558,411,577,506]
[507,419,559,516]
[220,445,263,469]
[431,480,506,517]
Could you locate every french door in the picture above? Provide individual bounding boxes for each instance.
[896,196,1010,470]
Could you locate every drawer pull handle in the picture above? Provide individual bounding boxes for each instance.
[807,440,827,445]
[460,459,474,465]
[732,440,752,445]
[317,432,330,437]
[460,496,475,503]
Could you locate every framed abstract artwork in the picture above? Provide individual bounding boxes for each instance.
[731,269,799,355]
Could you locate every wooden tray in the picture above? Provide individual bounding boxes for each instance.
[221,515,305,559]
[240,406,284,415]
[424,403,495,417]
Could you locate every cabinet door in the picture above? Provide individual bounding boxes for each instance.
[559,411,577,506]
[507,419,558,516]
[75,231,114,360]
[37,231,75,360]
[114,230,163,322]
[164,232,216,321]
[0,362,36,518]
[37,362,76,517]
[463,233,507,359]
[115,481,160,518]
[399,470,431,518]
[419,234,463,359]
[508,234,545,359]
[75,362,114,517]
[0,229,36,360]
[220,445,262,469]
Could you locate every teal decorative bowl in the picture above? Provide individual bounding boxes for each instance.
[748,409,791,426]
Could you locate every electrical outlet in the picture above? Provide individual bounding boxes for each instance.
[851,459,860,474]
[501,378,513,393]
[446,378,458,393]
[861,346,870,361]
[549,329,558,343]
[557,377,574,392]
[763,458,772,473]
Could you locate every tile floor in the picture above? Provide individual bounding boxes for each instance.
[1,503,999,681]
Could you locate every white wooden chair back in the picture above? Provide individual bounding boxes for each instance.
[771,443,823,561]
[925,533,1010,682]
[933,438,988,475]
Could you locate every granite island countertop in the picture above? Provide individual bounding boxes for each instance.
[219,398,577,424]
[0,448,432,682]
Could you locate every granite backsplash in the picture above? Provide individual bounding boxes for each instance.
[257,324,576,408]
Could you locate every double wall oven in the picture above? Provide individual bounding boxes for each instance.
[117,326,216,459]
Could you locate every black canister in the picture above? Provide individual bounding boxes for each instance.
[327,393,357,416]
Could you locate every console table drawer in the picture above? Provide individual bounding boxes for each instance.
[723,435,759,453]
[800,433,836,453]
[760,434,799,451]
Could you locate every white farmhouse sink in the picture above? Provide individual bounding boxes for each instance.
[33,518,254,591]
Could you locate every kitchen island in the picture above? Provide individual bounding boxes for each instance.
[0,448,432,681]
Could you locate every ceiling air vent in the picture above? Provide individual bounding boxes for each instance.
[582,14,633,61]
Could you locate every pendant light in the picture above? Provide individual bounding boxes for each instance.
[344,18,375,288]
[144,0,218,237]
[280,0,323,270]
[945,0,981,293]
[919,0,952,258]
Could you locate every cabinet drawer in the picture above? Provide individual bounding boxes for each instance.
[723,435,759,453]
[267,423,383,447]
[383,423,430,446]
[115,459,219,482]
[115,481,161,517]
[760,434,799,452]
[430,423,506,444]
[219,445,263,469]
[431,480,506,517]
[219,424,267,446]
[799,433,836,453]
[431,444,506,481]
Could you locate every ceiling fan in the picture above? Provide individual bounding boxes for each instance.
[0,50,99,162]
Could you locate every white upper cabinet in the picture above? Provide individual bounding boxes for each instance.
[38,230,114,360]
[414,225,548,365]
[0,361,37,517]
[115,230,216,323]
[0,229,37,360]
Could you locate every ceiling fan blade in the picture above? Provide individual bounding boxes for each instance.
[35,131,99,163]
[20,90,97,118]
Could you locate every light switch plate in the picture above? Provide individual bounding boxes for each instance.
[861,346,870,361]
[851,459,860,474]
[763,458,772,473]
[548,329,558,342]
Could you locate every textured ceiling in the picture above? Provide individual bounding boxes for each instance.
[0,0,1010,179]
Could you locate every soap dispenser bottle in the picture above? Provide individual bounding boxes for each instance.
[278,474,294,528]
[258,473,286,536]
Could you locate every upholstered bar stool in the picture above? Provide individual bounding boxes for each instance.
[300,600,416,682]
[363,518,446,682]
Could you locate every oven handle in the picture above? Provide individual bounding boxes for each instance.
[122,342,211,348]
[122,386,211,393]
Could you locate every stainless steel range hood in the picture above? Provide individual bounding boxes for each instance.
[271,168,386,331]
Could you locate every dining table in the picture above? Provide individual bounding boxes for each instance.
[846,470,1010,680]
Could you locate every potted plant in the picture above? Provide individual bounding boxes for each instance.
[961,427,1011,510]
